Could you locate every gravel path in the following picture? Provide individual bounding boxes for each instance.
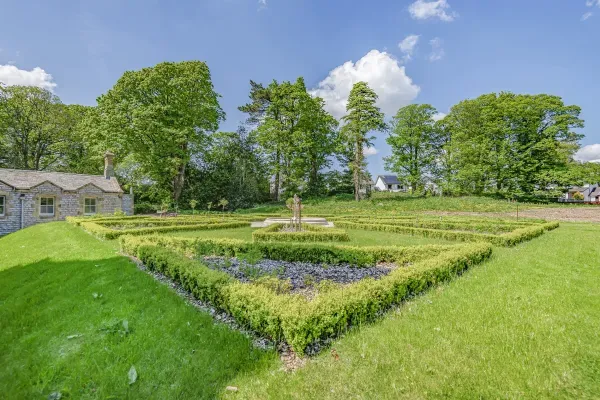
[202,256,393,291]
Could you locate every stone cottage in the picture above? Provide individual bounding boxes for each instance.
[0,152,133,236]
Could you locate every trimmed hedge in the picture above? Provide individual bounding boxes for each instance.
[334,220,559,246]
[121,234,461,267]
[252,224,350,242]
[131,242,493,354]
[79,221,250,240]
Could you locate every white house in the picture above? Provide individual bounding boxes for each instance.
[564,184,600,202]
[375,175,409,192]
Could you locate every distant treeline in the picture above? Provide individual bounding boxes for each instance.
[1,60,597,211]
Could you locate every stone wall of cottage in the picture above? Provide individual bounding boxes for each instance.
[0,182,133,236]
[0,182,20,236]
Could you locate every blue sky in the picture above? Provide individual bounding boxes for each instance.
[1,0,599,175]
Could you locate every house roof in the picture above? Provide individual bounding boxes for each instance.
[590,187,600,198]
[568,186,585,192]
[377,175,401,185]
[0,168,123,193]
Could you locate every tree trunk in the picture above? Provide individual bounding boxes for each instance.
[273,149,281,201]
[354,140,362,201]
[173,162,186,203]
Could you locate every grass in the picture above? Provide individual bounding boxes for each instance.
[0,223,275,399]
[2,218,600,398]
[225,223,600,399]
[168,227,455,246]
[235,195,557,215]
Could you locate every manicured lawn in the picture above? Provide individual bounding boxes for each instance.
[0,223,275,399]
[236,195,573,215]
[2,221,599,399]
[226,223,600,399]
[169,227,455,246]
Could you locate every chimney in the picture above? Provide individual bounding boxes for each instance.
[104,151,115,179]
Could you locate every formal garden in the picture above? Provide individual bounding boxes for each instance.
[64,204,559,356]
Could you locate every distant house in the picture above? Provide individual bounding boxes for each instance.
[564,184,600,202]
[0,152,133,236]
[374,175,409,192]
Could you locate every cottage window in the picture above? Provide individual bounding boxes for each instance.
[40,197,55,217]
[388,184,392,190]
[84,198,97,215]
[0,196,5,216]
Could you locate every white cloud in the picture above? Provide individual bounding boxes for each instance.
[364,146,378,157]
[432,112,447,121]
[258,0,267,9]
[586,0,600,7]
[582,11,594,20]
[409,0,457,22]
[310,49,421,119]
[575,144,600,163]
[399,34,420,61]
[0,65,57,91]
[428,38,445,62]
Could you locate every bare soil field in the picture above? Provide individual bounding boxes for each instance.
[426,207,600,223]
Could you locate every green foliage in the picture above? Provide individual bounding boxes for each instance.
[439,92,584,195]
[340,82,386,201]
[334,220,559,246]
[573,191,584,200]
[120,234,461,268]
[131,242,492,354]
[385,104,443,193]
[252,224,351,242]
[94,61,225,202]
[0,85,88,170]
[76,219,250,240]
[239,77,339,199]
[189,200,198,214]
[218,198,229,212]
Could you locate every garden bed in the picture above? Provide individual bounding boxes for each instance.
[201,256,393,292]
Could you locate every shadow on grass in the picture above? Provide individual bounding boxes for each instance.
[0,256,277,399]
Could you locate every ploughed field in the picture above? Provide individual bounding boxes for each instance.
[2,209,598,399]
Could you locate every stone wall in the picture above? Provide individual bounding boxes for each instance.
[0,181,132,236]
[0,182,20,236]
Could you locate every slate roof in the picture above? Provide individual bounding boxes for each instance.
[590,187,600,198]
[0,168,123,193]
[377,175,401,185]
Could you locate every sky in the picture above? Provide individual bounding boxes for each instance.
[1,0,599,176]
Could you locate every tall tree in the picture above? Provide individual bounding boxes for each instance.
[95,61,224,203]
[182,128,269,209]
[385,104,442,192]
[441,92,583,195]
[296,96,339,196]
[239,77,338,199]
[340,82,386,201]
[0,85,74,170]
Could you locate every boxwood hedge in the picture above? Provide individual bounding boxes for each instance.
[131,241,492,354]
[252,223,350,242]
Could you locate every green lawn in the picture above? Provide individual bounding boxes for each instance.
[235,195,571,215]
[227,223,600,399]
[1,221,599,399]
[0,223,275,399]
[169,227,455,246]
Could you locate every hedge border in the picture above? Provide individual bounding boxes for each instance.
[120,234,460,267]
[252,224,350,243]
[334,220,559,246]
[75,221,250,240]
[132,241,492,354]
